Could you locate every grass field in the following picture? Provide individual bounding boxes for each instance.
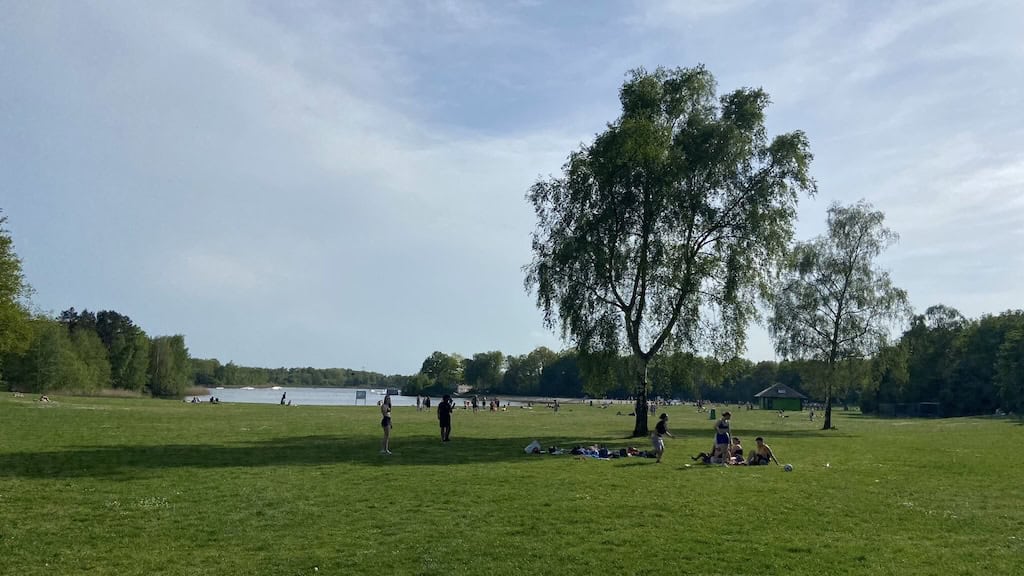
[1,395,1022,576]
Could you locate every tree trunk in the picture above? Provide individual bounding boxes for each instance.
[632,360,650,437]
[822,364,834,430]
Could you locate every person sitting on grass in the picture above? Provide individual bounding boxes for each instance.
[747,437,779,466]
[729,437,746,465]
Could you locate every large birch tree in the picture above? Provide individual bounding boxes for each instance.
[525,66,816,436]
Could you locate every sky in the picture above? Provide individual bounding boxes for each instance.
[2,0,1023,375]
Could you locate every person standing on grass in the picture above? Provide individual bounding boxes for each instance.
[652,413,674,463]
[379,394,393,455]
[714,411,732,462]
[438,394,454,442]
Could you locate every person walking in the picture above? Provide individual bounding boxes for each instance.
[652,413,674,463]
[438,394,454,442]
[380,394,393,455]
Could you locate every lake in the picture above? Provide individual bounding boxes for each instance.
[194,387,563,407]
[196,387,421,406]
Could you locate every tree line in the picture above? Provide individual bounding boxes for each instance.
[402,318,1024,419]
[0,307,191,397]
[866,305,1024,417]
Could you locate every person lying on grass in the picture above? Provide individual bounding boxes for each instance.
[691,445,727,465]
[747,437,779,465]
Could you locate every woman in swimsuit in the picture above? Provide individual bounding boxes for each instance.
[380,394,393,455]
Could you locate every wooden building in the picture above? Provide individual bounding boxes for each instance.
[754,383,807,411]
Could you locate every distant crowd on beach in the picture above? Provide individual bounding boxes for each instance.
[186,396,221,404]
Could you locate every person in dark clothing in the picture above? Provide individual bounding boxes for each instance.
[438,394,454,442]
[651,413,674,463]
[380,394,392,455]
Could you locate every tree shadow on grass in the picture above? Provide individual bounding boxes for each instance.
[0,433,667,479]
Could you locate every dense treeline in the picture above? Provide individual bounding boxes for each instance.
[3,305,1021,416]
[189,358,408,391]
[403,348,824,404]
[1,308,191,397]
[403,307,1024,417]
[865,306,1024,416]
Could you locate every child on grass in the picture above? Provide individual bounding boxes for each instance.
[651,413,674,463]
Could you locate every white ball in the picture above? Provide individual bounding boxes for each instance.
[784,463,794,472]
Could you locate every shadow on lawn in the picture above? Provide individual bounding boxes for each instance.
[0,421,848,479]
[0,434,642,479]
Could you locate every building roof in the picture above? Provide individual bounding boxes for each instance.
[754,383,808,399]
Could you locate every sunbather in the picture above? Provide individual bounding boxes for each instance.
[747,437,779,465]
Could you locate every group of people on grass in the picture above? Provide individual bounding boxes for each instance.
[650,410,780,466]
[380,393,457,455]
[187,396,221,404]
[380,395,781,465]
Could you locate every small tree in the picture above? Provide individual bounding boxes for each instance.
[770,200,909,429]
[526,65,815,435]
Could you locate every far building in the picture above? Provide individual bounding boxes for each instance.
[754,383,807,411]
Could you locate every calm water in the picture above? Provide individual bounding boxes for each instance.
[195,387,604,408]
[196,387,421,406]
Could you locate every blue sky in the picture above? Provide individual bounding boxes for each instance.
[3,0,1022,375]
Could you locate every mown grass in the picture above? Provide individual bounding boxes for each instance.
[1,395,1021,576]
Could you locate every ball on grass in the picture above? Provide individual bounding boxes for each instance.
[783,463,794,472]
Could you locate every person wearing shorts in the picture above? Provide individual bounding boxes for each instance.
[714,411,732,462]
[651,413,674,463]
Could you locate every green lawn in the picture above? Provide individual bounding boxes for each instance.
[1,395,1021,576]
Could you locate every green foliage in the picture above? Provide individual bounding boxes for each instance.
[537,351,585,397]
[400,372,432,396]
[864,307,1024,416]
[95,310,151,390]
[462,351,504,393]
[500,347,559,396]
[995,328,1024,414]
[2,317,111,393]
[0,212,33,381]
[418,351,464,394]
[190,357,222,387]
[147,335,190,397]
[69,328,112,392]
[770,200,909,428]
[527,65,815,435]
